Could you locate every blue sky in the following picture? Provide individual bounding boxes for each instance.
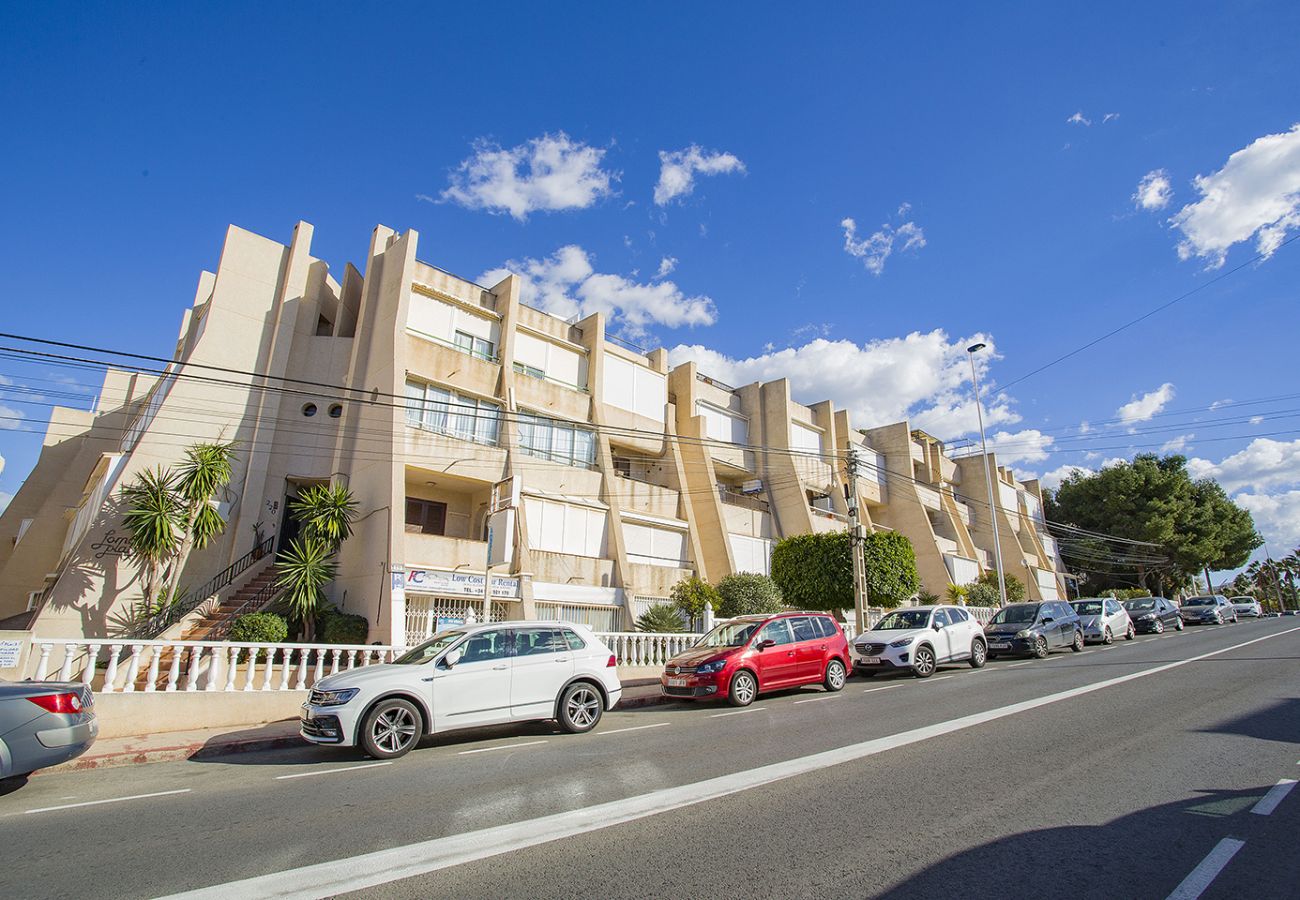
[2,2,1299,565]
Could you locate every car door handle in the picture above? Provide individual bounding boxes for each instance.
[554,657,570,663]
[492,664,508,671]
[786,650,795,657]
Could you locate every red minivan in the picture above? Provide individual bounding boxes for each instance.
[660,612,850,706]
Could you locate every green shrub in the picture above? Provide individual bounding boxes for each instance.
[671,577,722,627]
[915,589,940,605]
[771,532,853,612]
[965,582,1000,606]
[862,531,920,609]
[318,607,369,644]
[715,573,783,618]
[636,603,686,633]
[229,611,288,661]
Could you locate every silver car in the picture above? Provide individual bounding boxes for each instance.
[0,679,98,779]
[1070,597,1134,644]
[1229,596,1262,618]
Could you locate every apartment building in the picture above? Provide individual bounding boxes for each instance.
[0,220,1068,646]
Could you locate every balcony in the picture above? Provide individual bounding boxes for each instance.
[934,536,959,556]
[611,473,680,519]
[531,550,615,587]
[404,532,489,570]
[626,562,694,596]
[810,507,848,534]
[718,486,769,513]
[916,485,942,511]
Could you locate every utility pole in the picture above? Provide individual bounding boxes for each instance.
[846,448,868,635]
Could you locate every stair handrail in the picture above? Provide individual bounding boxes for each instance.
[137,536,276,638]
[207,578,286,640]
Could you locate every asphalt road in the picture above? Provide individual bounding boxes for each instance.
[2,618,1298,900]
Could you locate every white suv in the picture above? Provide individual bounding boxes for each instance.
[300,621,623,758]
[852,605,988,678]
[1229,596,1262,618]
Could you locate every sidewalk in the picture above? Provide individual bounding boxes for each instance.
[39,678,670,775]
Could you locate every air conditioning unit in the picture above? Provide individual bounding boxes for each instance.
[740,479,763,494]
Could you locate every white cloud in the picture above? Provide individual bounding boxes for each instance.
[1116,382,1175,424]
[0,490,11,515]
[1133,169,1173,210]
[982,428,1055,465]
[1187,438,1300,494]
[1234,490,1300,554]
[0,403,23,429]
[1171,123,1300,268]
[1250,415,1264,425]
[1103,112,1120,124]
[655,257,677,279]
[481,246,716,339]
[840,216,926,275]
[1160,433,1194,452]
[1067,111,1091,126]
[1039,464,1091,491]
[438,132,616,220]
[653,145,745,206]
[668,330,1020,440]
[1079,420,1092,434]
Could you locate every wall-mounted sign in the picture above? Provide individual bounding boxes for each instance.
[0,640,23,669]
[89,529,131,560]
[405,568,520,599]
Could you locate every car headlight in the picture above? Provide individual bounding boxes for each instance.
[889,637,914,648]
[313,688,359,706]
[1139,614,1155,621]
[1015,629,1033,638]
[695,659,727,675]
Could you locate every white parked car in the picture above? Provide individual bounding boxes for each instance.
[1070,597,1135,644]
[300,621,623,759]
[851,605,987,678]
[1229,596,1262,618]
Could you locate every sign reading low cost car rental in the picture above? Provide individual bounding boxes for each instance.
[405,568,520,599]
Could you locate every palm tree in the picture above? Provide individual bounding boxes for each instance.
[945,583,969,605]
[275,537,338,639]
[120,467,184,609]
[164,441,237,600]
[289,483,358,550]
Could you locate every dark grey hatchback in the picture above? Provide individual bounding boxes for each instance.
[983,601,1084,659]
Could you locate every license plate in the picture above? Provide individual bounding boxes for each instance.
[667,676,687,687]
[989,642,1010,650]
[859,656,881,664]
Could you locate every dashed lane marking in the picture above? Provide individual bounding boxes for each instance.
[710,707,766,717]
[1165,837,1245,900]
[1250,778,1297,816]
[25,789,191,815]
[458,740,549,755]
[596,723,671,736]
[275,762,393,780]
[861,685,902,694]
[793,695,841,704]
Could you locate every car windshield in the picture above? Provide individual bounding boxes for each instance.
[392,630,466,664]
[697,621,761,648]
[1072,601,1103,615]
[1184,596,1215,606]
[874,610,932,631]
[990,605,1039,624]
[1231,598,1254,604]
[1124,599,1156,611]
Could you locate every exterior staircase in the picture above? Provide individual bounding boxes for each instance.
[134,564,281,691]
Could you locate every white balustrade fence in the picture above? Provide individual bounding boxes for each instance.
[595,632,698,667]
[25,639,404,694]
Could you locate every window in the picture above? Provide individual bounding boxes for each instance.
[759,619,794,645]
[405,380,500,446]
[524,497,608,558]
[405,498,447,535]
[623,521,688,568]
[514,331,587,389]
[696,401,748,444]
[458,630,511,664]
[328,404,343,418]
[602,354,667,421]
[933,608,951,627]
[302,403,318,417]
[949,607,969,623]
[454,330,496,362]
[789,617,817,642]
[517,411,597,468]
[513,362,545,380]
[729,534,774,576]
[562,629,587,650]
[813,616,837,638]
[790,421,823,455]
[515,628,570,656]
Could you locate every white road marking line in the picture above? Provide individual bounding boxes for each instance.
[923,675,954,683]
[1165,837,1245,900]
[596,723,671,736]
[1250,778,1298,816]
[1077,650,1095,655]
[793,695,841,704]
[275,762,393,780]
[25,789,191,815]
[709,707,766,717]
[1007,661,1035,667]
[458,740,549,755]
[157,626,1300,900]
[862,685,902,694]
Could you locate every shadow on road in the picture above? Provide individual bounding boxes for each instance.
[1199,696,1300,746]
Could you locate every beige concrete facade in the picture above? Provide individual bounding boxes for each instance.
[0,221,1068,645]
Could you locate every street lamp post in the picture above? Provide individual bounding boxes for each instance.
[967,343,1008,607]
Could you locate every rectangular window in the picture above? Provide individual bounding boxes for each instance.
[516,411,597,469]
[405,380,500,446]
[404,498,447,535]
[513,361,545,380]
[696,401,748,444]
[454,330,496,362]
[524,497,608,558]
[790,421,823,455]
[513,332,587,389]
[602,354,667,421]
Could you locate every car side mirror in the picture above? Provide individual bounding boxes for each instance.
[932,622,942,631]
[443,648,463,668]
[756,639,776,651]
[1041,616,1054,624]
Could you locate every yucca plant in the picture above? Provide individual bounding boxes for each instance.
[163,441,237,600]
[290,482,358,550]
[945,583,969,604]
[120,467,184,607]
[275,537,339,640]
[636,603,686,634]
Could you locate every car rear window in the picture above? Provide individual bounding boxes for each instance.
[813,616,837,638]
[789,617,817,642]
[562,629,586,650]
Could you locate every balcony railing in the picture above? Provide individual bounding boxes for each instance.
[718,487,769,512]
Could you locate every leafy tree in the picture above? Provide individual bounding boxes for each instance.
[715,573,784,618]
[670,577,721,628]
[771,532,853,612]
[1046,454,1261,595]
[862,530,920,609]
[636,603,686,633]
[965,582,1000,607]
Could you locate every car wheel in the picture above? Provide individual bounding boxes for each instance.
[558,682,603,733]
[912,644,936,678]
[1174,617,1184,631]
[824,659,847,692]
[1071,630,1085,652]
[1103,626,1114,645]
[728,670,758,707]
[1125,623,1136,640]
[360,698,421,760]
[1154,619,1165,634]
[969,638,987,669]
[1032,636,1049,659]
[1214,614,1223,625]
